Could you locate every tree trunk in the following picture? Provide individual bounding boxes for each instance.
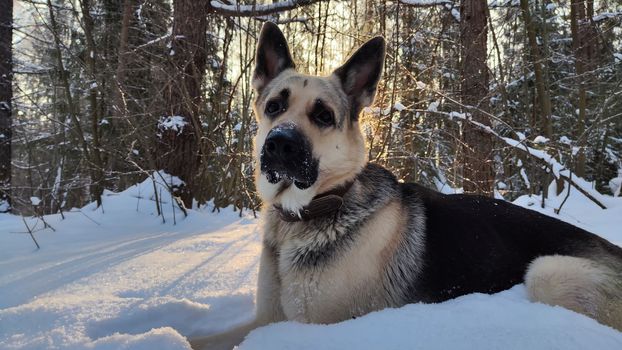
[0,0,12,212]
[103,0,134,190]
[112,0,133,125]
[47,0,103,207]
[570,0,597,178]
[79,0,106,206]
[520,0,552,139]
[520,0,559,201]
[156,0,208,207]
[460,0,494,196]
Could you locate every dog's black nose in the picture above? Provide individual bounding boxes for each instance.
[263,127,303,162]
[260,124,318,188]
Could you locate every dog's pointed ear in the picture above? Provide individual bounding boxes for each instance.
[253,22,295,93]
[333,37,386,117]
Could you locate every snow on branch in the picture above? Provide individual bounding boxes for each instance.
[254,15,310,24]
[419,108,608,209]
[134,33,172,51]
[501,137,607,209]
[158,115,188,135]
[591,11,622,23]
[488,0,520,8]
[398,0,459,22]
[398,0,452,6]
[210,0,323,17]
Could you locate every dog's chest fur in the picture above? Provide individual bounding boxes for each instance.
[262,165,426,323]
[271,203,402,322]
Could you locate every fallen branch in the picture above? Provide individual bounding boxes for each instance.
[21,216,41,249]
[68,209,101,226]
[153,171,188,218]
[559,173,607,209]
[555,170,572,214]
[502,137,607,209]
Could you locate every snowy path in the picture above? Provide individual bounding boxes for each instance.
[1,178,622,349]
[1,180,264,349]
[1,211,262,349]
[2,230,200,308]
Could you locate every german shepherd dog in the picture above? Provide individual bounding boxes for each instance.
[191,22,622,349]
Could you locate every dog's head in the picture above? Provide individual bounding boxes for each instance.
[252,22,385,212]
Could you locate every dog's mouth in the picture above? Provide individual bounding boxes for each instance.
[264,169,315,190]
[262,163,318,190]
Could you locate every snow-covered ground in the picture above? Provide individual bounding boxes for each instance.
[1,176,621,349]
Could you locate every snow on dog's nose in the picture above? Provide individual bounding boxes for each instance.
[263,127,303,163]
[260,123,319,190]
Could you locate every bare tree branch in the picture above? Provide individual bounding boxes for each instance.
[210,0,324,17]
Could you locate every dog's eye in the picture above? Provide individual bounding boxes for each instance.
[265,100,283,117]
[315,110,334,126]
[310,100,334,127]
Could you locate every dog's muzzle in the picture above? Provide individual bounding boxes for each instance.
[260,124,319,189]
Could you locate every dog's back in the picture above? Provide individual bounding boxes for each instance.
[401,180,622,329]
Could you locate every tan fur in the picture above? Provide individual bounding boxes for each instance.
[189,322,257,350]
[254,244,287,324]
[526,255,622,331]
[379,206,411,267]
[274,200,404,323]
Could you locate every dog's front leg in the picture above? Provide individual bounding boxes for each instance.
[254,243,286,324]
[189,243,285,350]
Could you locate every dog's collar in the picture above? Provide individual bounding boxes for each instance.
[273,181,354,222]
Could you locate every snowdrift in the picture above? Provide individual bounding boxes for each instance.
[1,176,621,349]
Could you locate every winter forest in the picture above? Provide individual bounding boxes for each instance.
[1,0,621,217]
[2,1,622,349]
